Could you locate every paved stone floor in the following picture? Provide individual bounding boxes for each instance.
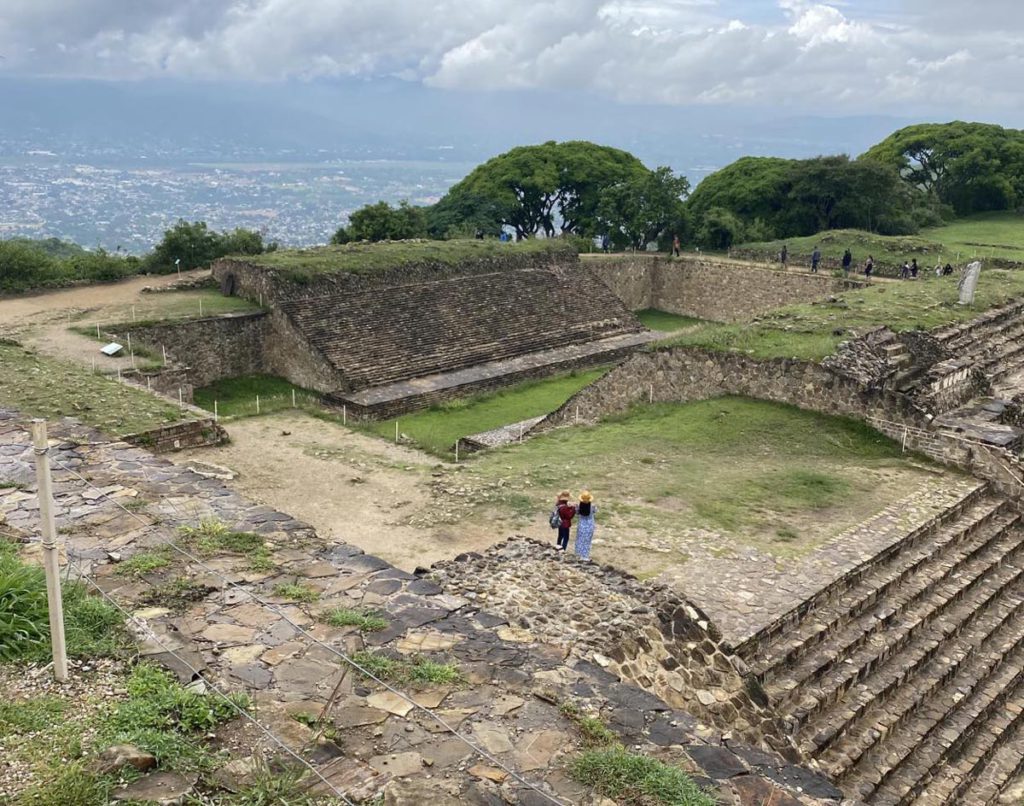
[659,477,985,647]
[0,409,840,805]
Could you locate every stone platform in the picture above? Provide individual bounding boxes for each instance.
[0,409,838,806]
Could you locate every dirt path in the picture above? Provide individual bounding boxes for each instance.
[174,412,509,571]
[0,270,208,372]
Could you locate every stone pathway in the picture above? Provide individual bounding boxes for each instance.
[659,477,985,647]
[0,409,841,805]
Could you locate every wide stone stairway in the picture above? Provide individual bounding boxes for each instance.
[738,485,1024,804]
[933,299,1024,395]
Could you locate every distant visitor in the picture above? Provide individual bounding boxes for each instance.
[842,249,853,277]
[552,491,577,552]
[780,244,788,268]
[672,234,681,257]
[574,491,597,561]
[811,246,821,273]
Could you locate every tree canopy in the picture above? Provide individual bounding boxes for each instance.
[861,121,1024,216]
[436,141,652,239]
[597,167,690,249]
[332,201,428,244]
[144,220,272,272]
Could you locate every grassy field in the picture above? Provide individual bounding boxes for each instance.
[238,238,572,281]
[737,213,1024,268]
[635,309,703,331]
[462,397,929,561]
[72,289,258,329]
[663,268,1024,361]
[0,341,190,435]
[193,374,318,419]
[366,369,608,456]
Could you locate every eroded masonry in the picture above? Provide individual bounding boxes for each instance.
[6,243,1024,804]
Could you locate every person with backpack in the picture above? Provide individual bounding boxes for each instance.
[811,246,821,273]
[550,491,576,551]
[574,491,597,560]
[842,249,852,277]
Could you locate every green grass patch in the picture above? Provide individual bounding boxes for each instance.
[73,289,259,329]
[0,696,68,737]
[178,519,273,571]
[635,309,704,332]
[98,662,248,771]
[464,397,918,556]
[560,702,618,747]
[114,549,173,578]
[0,541,129,662]
[321,607,389,632]
[139,577,215,611]
[922,212,1024,262]
[241,239,572,281]
[662,268,1024,361]
[272,582,320,603]
[350,650,462,687]
[570,746,715,806]
[193,374,319,419]
[366,368,608,457]
[0,342,190,436]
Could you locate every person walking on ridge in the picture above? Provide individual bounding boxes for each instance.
[910,258,919,279]
[842,249,853,277]
[780,244,788,269]
[672,234,681,257]
[554,491,576,552]
[811,245,821,273]
[864,255,874,279]
[574,491,597,561]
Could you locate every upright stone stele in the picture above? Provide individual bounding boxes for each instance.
[958,260,982,305]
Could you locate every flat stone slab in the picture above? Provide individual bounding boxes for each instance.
[461,416,546,451]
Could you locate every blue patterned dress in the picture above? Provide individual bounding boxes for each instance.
[574,506,597,560]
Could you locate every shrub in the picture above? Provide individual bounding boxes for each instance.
[570,746,715,806]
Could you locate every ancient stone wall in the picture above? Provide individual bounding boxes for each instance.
[121,417,227,452]
[583,254,856,321]
[263,309,345,394]
[430,538,799,759]
[126,312,270,388]
[536,346,926,433]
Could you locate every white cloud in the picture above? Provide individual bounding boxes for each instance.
[0,0,1022,117]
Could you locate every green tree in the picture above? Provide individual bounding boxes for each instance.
[145,220,268,273]
[686,157,794,241]
[332,200,428,243]
[696,207,746,249]
[861,121,1024,215]
[597,167,690,249]
[437,141,651,239]
[0,240,61,292]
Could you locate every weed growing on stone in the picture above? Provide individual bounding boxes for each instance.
[321,607,388,632]
[114,549,173,578]
[139,577,214,611]
[570,746,716,806]
[179,519,274,571]
[350,650,462,687]
[559,702,617,747]
[205,764,339,805]
[272,582,320,603]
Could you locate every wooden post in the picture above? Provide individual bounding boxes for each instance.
[146,376,151,390]
[214,400,219,422]
[178,388,183,409]
[30,420,68,682]
[162,345,167,365]
[395,421,399,443]
[519,424,524,443]
[902,427,908,454]
[649,384,653,404]
[127,333,135,368]
[117,367,121,381]
[96,323,100,339]
[199,298,203,317]
[256,395,261,415]
[292,389,296,408]
[575,405,580,425]
[455,441,459,463]
[343,405,347,425]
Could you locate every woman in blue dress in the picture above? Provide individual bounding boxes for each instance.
[574,491,596,560]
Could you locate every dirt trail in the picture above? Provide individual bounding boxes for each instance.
[174,412,509,571]
[0,270,208,370]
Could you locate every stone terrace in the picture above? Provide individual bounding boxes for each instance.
[0,410,840,806]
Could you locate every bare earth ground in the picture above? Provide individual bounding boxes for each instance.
[175,412,510,571]
[0,270,209,371]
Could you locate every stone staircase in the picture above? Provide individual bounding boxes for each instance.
[739,485,1024,804]
[277,268,642,391]
[934,299,1024,391]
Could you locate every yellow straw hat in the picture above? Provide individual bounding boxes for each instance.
[580,491,593,503]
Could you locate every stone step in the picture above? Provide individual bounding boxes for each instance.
[752,497,1010,681]
[777,530,1024,730]
[863,637,1024,805]
[940,704,1024,805]
[812,579,1024,777]
[764,515,1024,711]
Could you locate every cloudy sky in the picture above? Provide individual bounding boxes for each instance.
[1,0,1022,120]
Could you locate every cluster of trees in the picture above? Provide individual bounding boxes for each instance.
[331,141,690,251]
[334,123,1024,252]
[0,220,273,294]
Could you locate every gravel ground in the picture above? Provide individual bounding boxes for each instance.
[0,657,131,800]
